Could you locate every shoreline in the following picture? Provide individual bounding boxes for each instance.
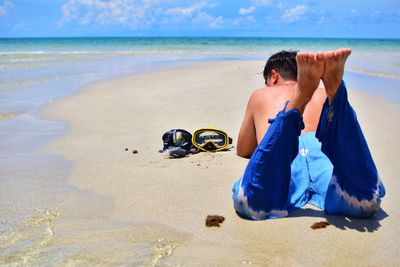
[40,60,400,265]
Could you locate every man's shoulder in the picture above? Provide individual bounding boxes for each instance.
[248,88,268,106]
[250,86,274,98]
[250,86,285,102]
[246,87,279,113]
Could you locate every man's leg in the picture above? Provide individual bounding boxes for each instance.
[232,52,325,220]
[316,49,385,217]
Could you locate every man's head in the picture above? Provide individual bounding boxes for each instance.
[263,50,298,86]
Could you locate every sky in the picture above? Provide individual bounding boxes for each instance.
[0,0,399,38]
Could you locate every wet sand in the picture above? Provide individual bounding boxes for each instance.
[42,60,400,266]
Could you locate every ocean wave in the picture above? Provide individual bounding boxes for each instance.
[0,112,19,120]
[1,50,398,61]
[352,52,400,57]
[0,77,53,89]
[347,68,400,79]
[0,49,268,56]
[0,62,54,70]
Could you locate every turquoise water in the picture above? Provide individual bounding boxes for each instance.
[1,37,399,116]
[0,37,399,265]
[1,37,400,52]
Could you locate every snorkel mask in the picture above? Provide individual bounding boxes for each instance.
[192,128,232,152]
[162,129,193,152]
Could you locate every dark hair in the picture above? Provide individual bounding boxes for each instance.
[263,50,298,82]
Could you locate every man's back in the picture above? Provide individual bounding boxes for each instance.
[237,83,327,158]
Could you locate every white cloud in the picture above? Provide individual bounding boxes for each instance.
[239,6,255,15]
[316,15,325,24]
[252,0,271,6]
[11,21,32,33]
[281,5,307,23]
[372,10,381,16]
[350,9,360,15]
[58,0,221,29]
[164,2,207,17]
[192,11,223,27]
[162,2,223,28]
[0,0,12,16]
[233,15,256,26]
[59,0,163,28]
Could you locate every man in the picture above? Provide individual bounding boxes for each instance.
[232,48,385,220]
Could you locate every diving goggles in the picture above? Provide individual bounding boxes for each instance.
[192,128,233,152]
[162,129,193,152]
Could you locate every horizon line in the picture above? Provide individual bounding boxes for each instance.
[1,36,400,40]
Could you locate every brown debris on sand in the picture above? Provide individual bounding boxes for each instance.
[206,215,225,227]
[310,221,331,229]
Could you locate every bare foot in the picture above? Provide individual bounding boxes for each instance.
[286,52,325,115]
[322,48,352,103]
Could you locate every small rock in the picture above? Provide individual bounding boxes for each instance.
[158,150,164,153]
[132,150,138,154]
[125,148,128,151]
[310,221,330,230]
[205,215,225,227]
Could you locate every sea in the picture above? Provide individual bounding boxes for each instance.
[0,37,399,266]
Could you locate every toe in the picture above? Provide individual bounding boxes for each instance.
[306,53,314,63]
[298,53,306,63]
[338,48,347,59]
[334,50,342,60]
[326,51,335,59]
[316,52,325,61]
[344,48,352,58]
[296,53,305,63]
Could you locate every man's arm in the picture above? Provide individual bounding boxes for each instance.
[236,92,259,158]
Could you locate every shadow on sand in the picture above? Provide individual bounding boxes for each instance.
[287,207,389,232]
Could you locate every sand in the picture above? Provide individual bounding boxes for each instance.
[43,61,400,266]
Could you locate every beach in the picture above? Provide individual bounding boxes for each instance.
[42,61,400,265]
[1,38,400,266]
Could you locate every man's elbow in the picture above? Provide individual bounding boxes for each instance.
[236,147,251,159]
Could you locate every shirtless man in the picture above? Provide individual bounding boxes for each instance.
[232,48,385,220]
